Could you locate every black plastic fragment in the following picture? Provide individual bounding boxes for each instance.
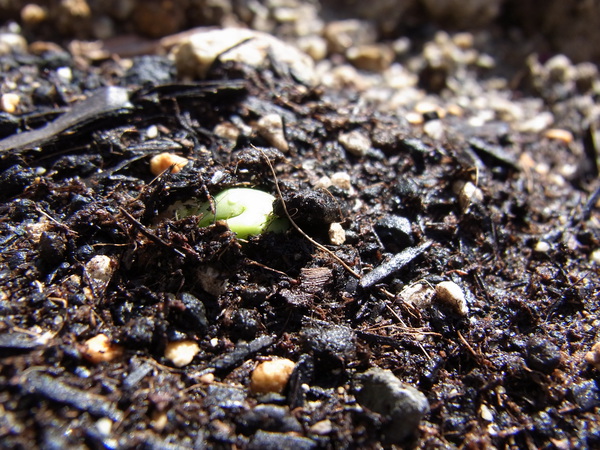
[360,241,432,288]
[0,332,47,350]
[18,372,122,420]
[247,430,316,450]
[209,334,275,373]
[468,137,519,170]
[0,86,132,152]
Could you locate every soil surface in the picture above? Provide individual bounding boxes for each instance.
[1,2,600,449]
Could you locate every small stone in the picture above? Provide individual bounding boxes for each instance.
[525,336,561,373]
[250,358,296,394]
[149,152,189,176]
[453,180,482,212]
[309,419,332,435]
[1,93,20,114]
[423,119,445,140]
[339,130,371,157]
[257,114,289,152]
[297,35,327,61]
[329,222,346,245]
[544,128,574,143]
[164,340,200,367]
[435,281,469,316]
[398,282,435,310]
[591,249,600,265]
[585,342,600,370]
[85,255,115,286]
[324,20,376,54]
[330,172,351,190]
[346,44,394,72]
[534,241,551,253]
[375,215,413,251]
[0,33,28,55]
[214,122,240,142]
[354,367,429,443]
[21,4,49,26]
[56,67,73,83]
[175,28,315,85]
[81,334,124,364]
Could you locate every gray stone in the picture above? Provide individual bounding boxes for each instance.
[354,368,429,442]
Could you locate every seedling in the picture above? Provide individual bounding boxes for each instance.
[179,188,288,239]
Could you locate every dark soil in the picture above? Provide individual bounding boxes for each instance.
[1,6,600,450]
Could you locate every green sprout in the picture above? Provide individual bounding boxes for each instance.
[179,188,288,239]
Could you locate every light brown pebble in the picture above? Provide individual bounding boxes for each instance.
[310,419,333,435]
[330,172,351,190]
[346,44,394,72]
[1,93,20,114]
[21,4,49,25]
[435,281,469,316]
[339,130,371,156]
[164,340,200,367]
[150,153,189,176]
[213,122,240,142]
[81,334,124,364]
[585,342,600,370]
[257,114,289,152]
[544,128,574,144]
[250,358,296,394]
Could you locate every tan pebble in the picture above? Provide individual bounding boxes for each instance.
[81,334,124,364]
[423,120,445,140]
[346,44,394,72]
[329,222,346,245]
[585,342,600,370]
[544,128,574,144]
[150,152,189,176]
[405,111,423,125]
[1,93,20,114]
[199,372,215,384]
[297,35,327,61]
[151,410,168,432]
[310,419,333,435]
[213,122,240,141]
[21,4,48,25]
[330,172,351,190]
[257,114,289,152]
[453,180,482,211]
[314,176,332,189]
[250,358,296,394]
[399,282,434,310]
[435,281,468,316]
[164,340,200,367]
[339,130,370,156]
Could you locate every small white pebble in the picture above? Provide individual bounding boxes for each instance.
[56,66,72,83]
[330,172,351,190]
[314,176,332,189]
[146,125,158,139]
[250,358,296,394]
[339,130,370,156]
[453,180,482,211]
[149,152,189,176]
[1,93,20,114]
[534,241,551,253]
[480,404,494,422]
[329,222,346,245]
[85,255,115,285]
[590,249,600,265]
[423,119,445,140]
[95,418,113,436]
[164,340,200,367]
[435,281,469,316]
